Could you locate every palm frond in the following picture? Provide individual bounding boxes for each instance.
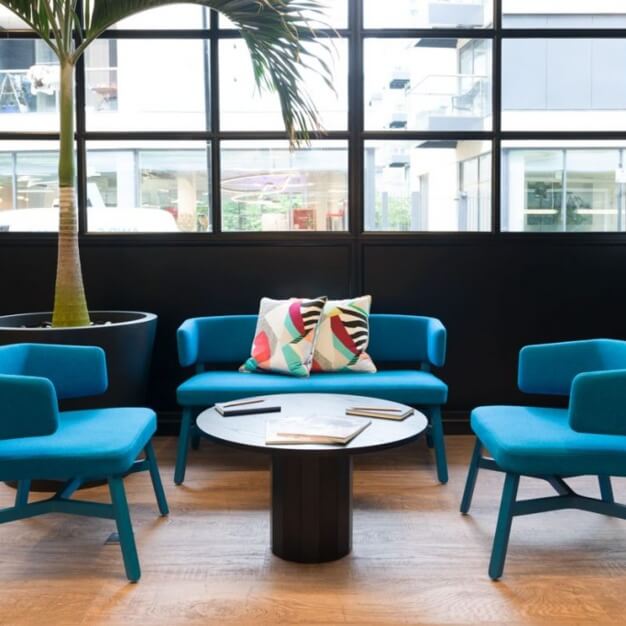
[0,0,63,54]
[84,0,333,143]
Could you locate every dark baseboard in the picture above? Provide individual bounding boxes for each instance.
[155,409,473,436]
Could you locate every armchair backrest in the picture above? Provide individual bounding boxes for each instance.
[518,339,626,396]
[177,313,447,368]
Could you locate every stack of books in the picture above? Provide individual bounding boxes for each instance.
[215,398,281,417]
[266,416,371,445]
[345,405,414,421]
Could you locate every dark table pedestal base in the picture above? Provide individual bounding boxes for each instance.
[271,454,353,563]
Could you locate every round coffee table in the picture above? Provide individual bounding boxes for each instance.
[196,393,427,564]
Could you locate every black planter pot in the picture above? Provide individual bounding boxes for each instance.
[0,311,157,491]
[0,310,157,409]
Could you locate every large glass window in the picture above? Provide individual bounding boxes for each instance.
[86,142,210,233]
[501,142,626,233]
[365,39,492,132]
[0,141,60,232]
[364,140,492,232]
[221,141,348,233]
[502,1,626,28]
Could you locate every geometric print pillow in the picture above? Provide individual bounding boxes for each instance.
[240,296,327,377]
[311,295,377,373]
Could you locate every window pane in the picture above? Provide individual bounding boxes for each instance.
[503,0,626,28]
[502,39,626,131]
[365,39,492,132]
[220,39,347,131]
[85,40,209,131]
[0,40,60,132]
[365,0,493,28]
[364,140,492,232]
[501,141,626,233]
[112,6,208,29]
[221,141,348,232]
[220,2,348,28]
[0,141,59,232]
[0,6,30,29]
[86,142,210,233]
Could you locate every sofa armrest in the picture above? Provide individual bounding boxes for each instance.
[569,369,626,435]
[177,318,201,367]
[426,318,447,368]
[23,344,107,400]
[0,374,59,440]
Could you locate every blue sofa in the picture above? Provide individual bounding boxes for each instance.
[174,314,448,485]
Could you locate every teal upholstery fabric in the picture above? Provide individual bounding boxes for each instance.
[178,369,447,406]
[570,369,626,435]
[471,405,626,477]
[0,375,58,440]
[0,407,156,481]
[0,343,108,400]
[518,339,626,396]
[177,314,447,368]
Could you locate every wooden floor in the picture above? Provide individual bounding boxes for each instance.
[1,436,626,626]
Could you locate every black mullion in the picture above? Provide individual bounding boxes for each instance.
[349,0,364,295]
[75,2,87,235]
[209,9,221,235]
[491,0,502,234]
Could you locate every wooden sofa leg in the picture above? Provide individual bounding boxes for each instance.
[489,472,520,581]
[427,406,448,484]
[174,408,194,485]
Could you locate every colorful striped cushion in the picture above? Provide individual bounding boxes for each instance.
[240,297,327,377]
[311,296,377,373]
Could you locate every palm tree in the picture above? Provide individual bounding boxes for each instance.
[1,0,329,327]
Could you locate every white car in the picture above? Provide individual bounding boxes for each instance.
[0,207,180,233]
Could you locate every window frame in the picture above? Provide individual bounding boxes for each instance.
[1,0,626,241]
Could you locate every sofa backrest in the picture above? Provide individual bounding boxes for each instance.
[178,313,446,368]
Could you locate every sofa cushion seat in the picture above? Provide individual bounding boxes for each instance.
[177,370,448,407]
[472,405,626,477]
[0,407,156,481]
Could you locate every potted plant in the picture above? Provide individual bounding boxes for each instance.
[0,0,329,407]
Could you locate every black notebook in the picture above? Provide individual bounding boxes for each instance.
[215,399,281,417]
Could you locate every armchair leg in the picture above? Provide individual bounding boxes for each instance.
[174,408,194,485]
[425,429,434,449]
[108,477,141,583]
[144,442,169,516]
[427,406,448,484]
[489,472,520,581]
[599,475,614,504]
[15,480,30,507]
[460,438,482,514]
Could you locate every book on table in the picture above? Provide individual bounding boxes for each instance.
[266,416,371,445]
[215,398,281,417]
[345,405,414,420]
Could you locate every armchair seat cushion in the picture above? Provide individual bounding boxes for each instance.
[472,405,626,477]
[0,407,156,481]
[177,370,448,407]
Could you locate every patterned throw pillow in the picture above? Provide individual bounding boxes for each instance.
[311,296,377,373]
[240,297,327,377]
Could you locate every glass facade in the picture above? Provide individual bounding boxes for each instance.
[1,1,625,235]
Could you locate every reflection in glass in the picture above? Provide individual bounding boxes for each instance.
[0,143,59,232]
[501,143,626,233]
[365,39,492,132]
[364,140,492,232]
[85,39,208,131]
[364,0,493,29]
[220,39,347,131]
[221,141,348,232]
[86,143,210,233]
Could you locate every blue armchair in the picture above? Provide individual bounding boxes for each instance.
[0,343,169,582]
[460,339,626,580]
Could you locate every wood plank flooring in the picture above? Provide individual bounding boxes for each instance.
[2,436,626,626]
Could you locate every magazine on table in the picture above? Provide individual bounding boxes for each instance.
[266,416,371,445]
[345,405,414,421]
[215,398,281,417]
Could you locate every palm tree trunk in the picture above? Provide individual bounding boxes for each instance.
[52,61,90,327]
